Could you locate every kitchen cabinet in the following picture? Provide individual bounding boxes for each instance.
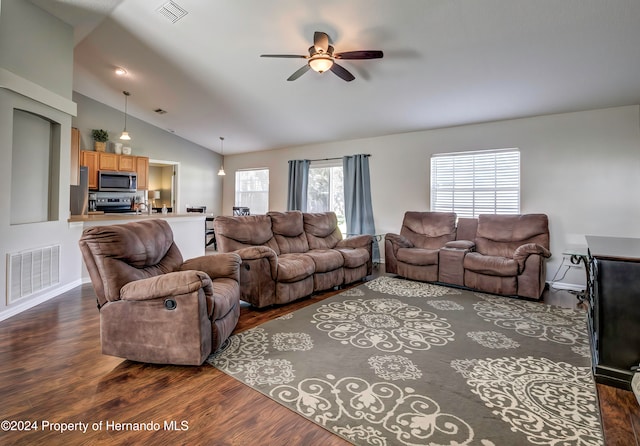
[135,156,149,190]
[98,153,118,171]
[81,151,149,190]
[118,155,136,172]
[81,150,99,189]
[70,127,80,185]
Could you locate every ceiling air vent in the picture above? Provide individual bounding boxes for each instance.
[157,1,188,23]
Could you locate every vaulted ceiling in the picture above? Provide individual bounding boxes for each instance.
[31,0,640,154]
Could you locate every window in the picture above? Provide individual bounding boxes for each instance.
[431,149,520,218]
[235,168,269,214]
[307,160,346,234]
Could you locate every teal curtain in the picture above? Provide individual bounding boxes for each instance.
[287,159,310,211]
[343,154,378,262]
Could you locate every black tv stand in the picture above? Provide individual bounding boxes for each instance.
[586,236,640,389]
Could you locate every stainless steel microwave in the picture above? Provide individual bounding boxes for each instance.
[98,170,137,192]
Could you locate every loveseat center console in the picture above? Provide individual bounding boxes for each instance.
[587,235,640,389]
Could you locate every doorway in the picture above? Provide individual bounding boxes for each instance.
[149,159,179,212]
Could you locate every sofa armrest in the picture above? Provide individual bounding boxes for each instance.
[234,246,278,279]
[120,270,213,301]
[385,233,414,249]
[181,252,241,281]
[513,243,552,272]
[337,234,372,250]
[443,240,475,251]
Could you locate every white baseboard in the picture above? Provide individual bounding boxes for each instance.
[549,281,585,292]
[0,279,83,323]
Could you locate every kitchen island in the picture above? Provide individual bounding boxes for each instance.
[69,212,207,263]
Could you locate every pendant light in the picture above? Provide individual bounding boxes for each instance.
[120,91,131,140]
[217,136,226,176]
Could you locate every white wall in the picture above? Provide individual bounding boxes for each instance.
[223,105,640,289]
[0,0,82,320]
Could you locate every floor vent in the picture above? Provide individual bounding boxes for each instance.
[157,1,188,23]
[7,245,60,304]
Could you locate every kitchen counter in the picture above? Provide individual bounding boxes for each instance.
[68,212,204,223]
[69,213,208,263]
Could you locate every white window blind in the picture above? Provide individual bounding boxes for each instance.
[431,149,520,218]
[235,168,269,214]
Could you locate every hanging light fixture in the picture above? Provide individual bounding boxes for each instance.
[217,136,226,176]
[120,91,131,140]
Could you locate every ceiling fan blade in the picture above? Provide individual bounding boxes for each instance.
[287,64,311,81]
[330,63,355,82]
[261,54,307,58]
[314,31,329,53]
[335,50,384,60]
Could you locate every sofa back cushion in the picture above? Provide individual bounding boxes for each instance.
[268,211,310,254]
[475,214,550,257]
[213,214,280,254]
[400,211,457,249]
[303,212,343,250]
[455,217,478,241]
[79,219,184,307]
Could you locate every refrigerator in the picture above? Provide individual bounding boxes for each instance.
[70,166,88,216]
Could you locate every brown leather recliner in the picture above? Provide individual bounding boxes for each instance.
[384,211,457,281]
[79,219,241,365]
[463,214,551,299]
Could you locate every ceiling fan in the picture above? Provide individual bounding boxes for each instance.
[261,31,383,82]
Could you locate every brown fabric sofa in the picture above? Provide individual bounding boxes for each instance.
[214,211,373,308]
[385,212,551,299]
[79,219,242,365]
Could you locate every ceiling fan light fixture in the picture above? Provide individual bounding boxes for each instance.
[309,56,333,73]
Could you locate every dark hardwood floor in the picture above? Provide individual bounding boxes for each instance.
[0,271,638,445]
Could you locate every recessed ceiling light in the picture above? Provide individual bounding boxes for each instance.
[115,67,127,76]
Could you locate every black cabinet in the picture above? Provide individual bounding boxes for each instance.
[587,236,640,389]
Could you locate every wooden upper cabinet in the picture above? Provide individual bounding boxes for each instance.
[81,150,99,189]
[80,151,149,190]
[136,156,149,190]
[70,127,81,185]
[98,152,118,171]
[118,155,136,172]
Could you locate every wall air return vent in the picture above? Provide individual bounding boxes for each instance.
[7,244,60,304]
[157,1,188,23]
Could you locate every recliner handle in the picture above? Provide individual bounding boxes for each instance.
[164,299,177,310]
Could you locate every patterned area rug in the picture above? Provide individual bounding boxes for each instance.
[208,277,603,446]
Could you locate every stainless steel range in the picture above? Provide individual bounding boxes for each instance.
[94,194,135,213]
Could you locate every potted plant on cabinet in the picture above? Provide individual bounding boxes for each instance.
[91,129,109,152]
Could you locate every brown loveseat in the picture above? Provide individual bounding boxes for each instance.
[79,219,242,365]
[385,212,551,299]
[214,211,373,308]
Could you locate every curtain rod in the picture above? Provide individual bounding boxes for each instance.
[307,154,371,162]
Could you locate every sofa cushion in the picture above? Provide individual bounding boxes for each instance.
[400,212,457,249]
[475,214,550,257]
[214,215,279,253]
[463,252,519,276]
[396,247,439,266]
[337,247,372,268]
[269,211,309,254]
[276,254,315,283]
[305,249,344,273]
[304,212,343,249]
